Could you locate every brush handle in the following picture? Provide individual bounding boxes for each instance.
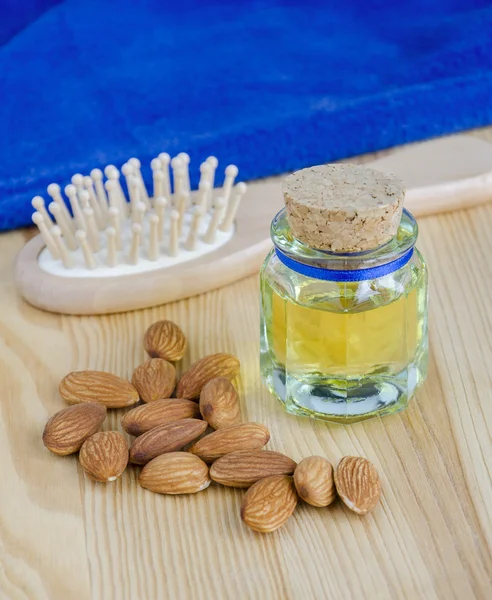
[364,134,492,217]
[404,171,492,217]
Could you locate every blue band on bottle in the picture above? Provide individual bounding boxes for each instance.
[275,247,414,282]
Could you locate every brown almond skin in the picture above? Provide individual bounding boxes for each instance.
[139,452,210,494]
[241,475,298,533]
[132,359,176,403]
[144,320,187,362]
[59,371,139,409]
[294,456,335,507]
[199,378,241,429]
[334,456,382,515]
[129,418,208,465]
[210,450,297,488]
[177,353,240,400]
[121,399,201,436]
[189,423,270,463]
[79,431,129,482]
[43,403,107,456]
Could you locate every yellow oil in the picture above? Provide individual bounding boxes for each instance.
[264,280,419,378]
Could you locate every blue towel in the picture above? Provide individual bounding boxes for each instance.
[1,0,492,230]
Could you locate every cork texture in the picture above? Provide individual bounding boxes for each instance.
[283,164,405,252]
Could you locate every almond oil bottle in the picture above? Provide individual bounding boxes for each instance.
[260,164,428,423]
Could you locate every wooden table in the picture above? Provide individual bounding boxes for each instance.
[1,174,492,600]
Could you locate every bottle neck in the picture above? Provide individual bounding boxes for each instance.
[271,208,418,282]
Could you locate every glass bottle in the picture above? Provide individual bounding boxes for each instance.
[260,165,428,423]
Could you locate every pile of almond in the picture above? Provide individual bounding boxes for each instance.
[42,320,382,533]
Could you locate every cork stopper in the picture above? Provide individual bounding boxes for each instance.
[283,164,405,252]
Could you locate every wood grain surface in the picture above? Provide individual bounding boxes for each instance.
[2,134,492,599]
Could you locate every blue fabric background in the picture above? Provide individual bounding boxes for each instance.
[1,0,492,230]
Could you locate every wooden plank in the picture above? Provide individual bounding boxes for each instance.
[0,232,91,600]
[2,149,492,599]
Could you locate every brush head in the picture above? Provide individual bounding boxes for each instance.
[15,147,282,315]
[29,153,245,279]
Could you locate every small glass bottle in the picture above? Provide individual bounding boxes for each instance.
[260,164,428,423]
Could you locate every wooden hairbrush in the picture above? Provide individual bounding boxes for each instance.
[14,134,492,315]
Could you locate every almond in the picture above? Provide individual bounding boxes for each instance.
[241,475,297,533]
[293,456,335,507]
[42,403,107,456]
[189,423,270,463]
[144,320,187,362]
[79,431,128,482]
[334,456,382,515]
[139,452,210,494]
[121,399,201,436]
[210,450,297,488]
[60,371,139,409]
[177,353,240,400]
[131,359,176,403]
[199,378,241,429]
[129,418,207,464]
